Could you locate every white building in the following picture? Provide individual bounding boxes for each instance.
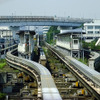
[0,27,12,39]
[43,26,50,41]
[43,26,50,34]
[56,29,85,58]
[83,20,100,42]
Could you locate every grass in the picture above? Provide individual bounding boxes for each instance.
[0,92,6,100]
[78,58,88,65]
[0,59,6,69]
[0,59,6,63]
[14,70,20,72]
[0,63,6,69]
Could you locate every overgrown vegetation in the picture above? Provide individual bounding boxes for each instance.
[0,92,6,100]
[82,40,100,51]
[33,46,39,62]
[0,59,6,69]
[77,58,88,65]
[46,26,60,44]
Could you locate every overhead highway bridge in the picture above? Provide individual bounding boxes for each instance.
[0,16,92,27]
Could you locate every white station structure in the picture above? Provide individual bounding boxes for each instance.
[56,29,85,58]
[17,30,35,60]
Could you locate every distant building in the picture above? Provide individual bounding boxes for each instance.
[0,27,12,40]
[43,26,50,41]
[43,26,50,34]
[83,20,100,42]
[0,27,15,47]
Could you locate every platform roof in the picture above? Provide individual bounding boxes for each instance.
[58,28,85,36]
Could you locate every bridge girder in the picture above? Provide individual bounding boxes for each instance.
[0,21,82,27]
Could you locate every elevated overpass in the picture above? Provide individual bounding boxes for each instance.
[0,16,92,27]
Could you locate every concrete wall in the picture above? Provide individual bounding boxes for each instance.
[88,51,100,69]
[56,34,80,50]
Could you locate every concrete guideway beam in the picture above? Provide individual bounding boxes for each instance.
[45,43,100,100]
[6,49,62,100]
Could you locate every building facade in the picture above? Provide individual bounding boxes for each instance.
[43,26,50,41]
[83,20,100,42]
[56,29,85,58]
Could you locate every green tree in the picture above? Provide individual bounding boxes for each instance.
[46,26,60,44]
[82,40,100,50]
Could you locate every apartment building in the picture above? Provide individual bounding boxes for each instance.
[83,20,100,42]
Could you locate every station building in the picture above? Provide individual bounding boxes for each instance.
[56,29,85,58]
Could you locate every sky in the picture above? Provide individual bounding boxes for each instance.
[0,0,100,19]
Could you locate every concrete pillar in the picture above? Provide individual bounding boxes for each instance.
[82,50,84,61]
[9,26,19,41]
[37,34,39,47]
[78,51,80,59]
[4,50,6,55]
[17,30,35,60]
[29,32,34,60]
[88,59,95,69]
[19,33,24,44]
[71,50,72,57]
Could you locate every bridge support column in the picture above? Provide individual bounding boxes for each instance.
[29,32,34,60]
[17,30,35,60]
[9,26,20,41]
[4,50,6,55]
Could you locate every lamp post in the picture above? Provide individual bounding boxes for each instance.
[81,28,84,61]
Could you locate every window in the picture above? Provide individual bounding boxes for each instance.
[95,26,100,29]
[74,40,78,44]
[95,31,100,34]
[86,37,93,39]
[88,31,93,34]
[87,26,93,29]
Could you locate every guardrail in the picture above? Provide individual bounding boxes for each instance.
[0,44,17,51]
[0,44,18,58]
[6,49,62,100]
[0,16,92,23]
[89,51,100,69]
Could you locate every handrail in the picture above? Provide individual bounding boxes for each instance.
[0,44,17,52]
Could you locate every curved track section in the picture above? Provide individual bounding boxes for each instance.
[6,49,62,100]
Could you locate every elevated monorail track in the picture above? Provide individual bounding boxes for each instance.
[6,49,62,100]
[45,43,100,100]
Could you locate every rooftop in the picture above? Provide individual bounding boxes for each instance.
[58,28,85,35]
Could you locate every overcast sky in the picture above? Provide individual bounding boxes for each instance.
[0,0,100,19]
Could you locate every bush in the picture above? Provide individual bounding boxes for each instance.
[46,26,60,44]
[78,58,88,65]
[0,92,6,100]
[82,40,100,51]
[0,59,6,69]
